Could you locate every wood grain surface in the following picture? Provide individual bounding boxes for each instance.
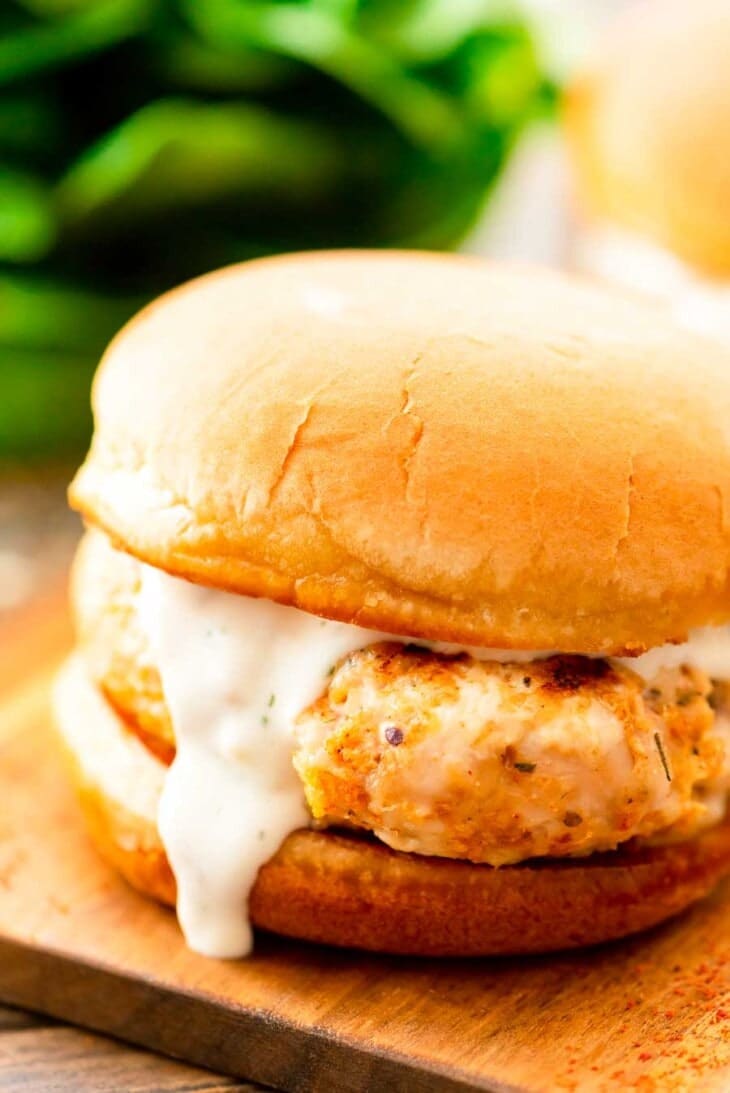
[3,601,730,1092]
[0,1013,262,1092]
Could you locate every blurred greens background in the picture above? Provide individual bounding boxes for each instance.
[0,0,550,460]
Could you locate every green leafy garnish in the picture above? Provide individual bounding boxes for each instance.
[0,0,547,457]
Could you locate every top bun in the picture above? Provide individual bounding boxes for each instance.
[70,250,730,655]
[564,0,730,276]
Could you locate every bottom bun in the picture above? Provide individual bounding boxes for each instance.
[54,656,730,957]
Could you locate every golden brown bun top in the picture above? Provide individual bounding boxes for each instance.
[564,0,730,275]
[70,250,730,654]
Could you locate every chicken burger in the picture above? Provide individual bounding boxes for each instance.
[56,250,730,957]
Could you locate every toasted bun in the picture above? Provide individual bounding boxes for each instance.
[70,251,730,654]
[564,0,730,275]
[54,656,730,956]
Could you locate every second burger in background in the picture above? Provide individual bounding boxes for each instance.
[564,0,730,343]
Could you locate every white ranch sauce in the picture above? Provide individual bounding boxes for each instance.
[576,226,730,344]
[138,567,398,957]
[138,565,730,957]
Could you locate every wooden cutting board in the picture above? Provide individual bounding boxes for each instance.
[3,590,730,1092]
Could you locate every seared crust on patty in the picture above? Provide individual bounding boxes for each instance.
[55,656,730,956]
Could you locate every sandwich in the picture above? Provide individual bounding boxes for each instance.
[563,0,730,343]
[56,250,730,958]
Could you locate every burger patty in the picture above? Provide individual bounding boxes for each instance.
[73,531,730,864]
[295,646,730,864]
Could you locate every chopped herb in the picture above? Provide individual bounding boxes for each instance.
[692,746,700,756]
[654,732,672,782]
[645,687,662,701]
[563,811,583,828]
[384,725,404,746]
[258,830,266,841]
[676,691,699,707]
[261,715,269,726]
[514,761,536,773]
[523,676,532,688]
[268,693,275,707]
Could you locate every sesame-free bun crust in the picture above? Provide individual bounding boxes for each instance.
[55,657,730,956]
[70,251,730,655]
[564,0,730,276]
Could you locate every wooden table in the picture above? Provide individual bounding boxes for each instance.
[0,1004,262,1091]
[0,472,269,1092]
